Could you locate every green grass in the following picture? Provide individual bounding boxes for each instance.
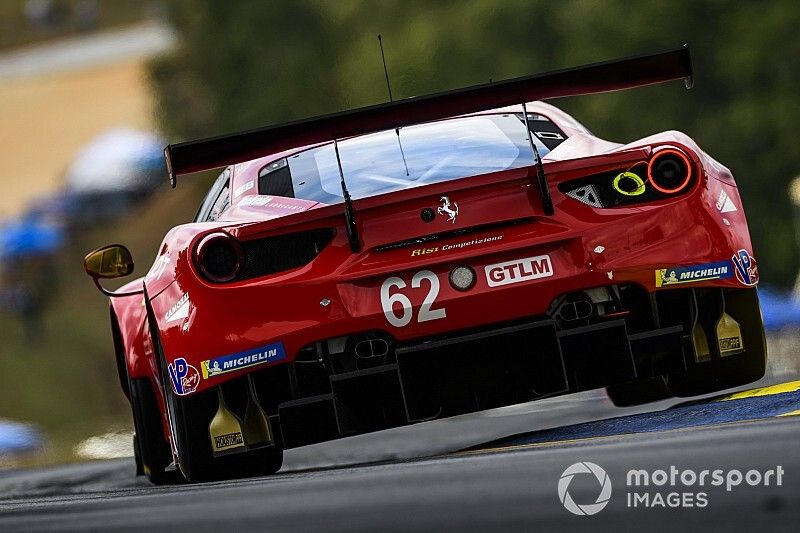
[0,176,211,464]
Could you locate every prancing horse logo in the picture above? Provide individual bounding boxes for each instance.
[437,196,459,223]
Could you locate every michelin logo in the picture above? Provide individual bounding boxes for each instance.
[655,261,733,287]
[201,342,286,379]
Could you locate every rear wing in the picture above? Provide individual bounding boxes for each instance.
[165,45,692,186]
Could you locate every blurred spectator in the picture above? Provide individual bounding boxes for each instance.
[74,0,100,33]
[0,219,63,341]
[23,0,68,31]
[60,127,166,229]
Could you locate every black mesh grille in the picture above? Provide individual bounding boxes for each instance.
[234,228,335,281]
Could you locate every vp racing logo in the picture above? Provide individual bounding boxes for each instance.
[558,462,612,516]
[168,357,200,396]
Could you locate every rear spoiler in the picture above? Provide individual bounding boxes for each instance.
[165,45,692,185]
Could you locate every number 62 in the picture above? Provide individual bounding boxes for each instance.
[380,270,446,328]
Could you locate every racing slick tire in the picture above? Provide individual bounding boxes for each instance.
[667,349,767,397]
[668,288,767,397]
[129,377,182,485]
[148,312,283,483]
[606,375,673,407]
[165,386,284,483]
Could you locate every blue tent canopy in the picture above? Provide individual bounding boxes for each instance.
[0,419,41,455]
[0,220,64,259]
[758,287,800,331]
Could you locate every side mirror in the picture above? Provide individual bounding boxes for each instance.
[84,245,141,297]
[84,245,134,279]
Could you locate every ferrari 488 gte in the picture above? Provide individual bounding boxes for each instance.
[84,46,766,483]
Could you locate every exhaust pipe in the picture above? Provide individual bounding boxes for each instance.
[354,338,390,360]
[555,299,594,322]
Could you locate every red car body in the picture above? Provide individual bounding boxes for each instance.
[132,122,754,390]
[92,47,766,483]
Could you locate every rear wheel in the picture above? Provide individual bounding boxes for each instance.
[668,349,766,397]
[166,386,284,483]
[129,377,181,485]
[669,288,767,397]
[606,375,673,407]
[148,312,283,483]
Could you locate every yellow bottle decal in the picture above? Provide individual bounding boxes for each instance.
[243,377,272,446]
[692,321,711,362]
[209,388,245,454]
[716,312,744,356]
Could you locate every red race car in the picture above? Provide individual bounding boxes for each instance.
[84,46,766,484]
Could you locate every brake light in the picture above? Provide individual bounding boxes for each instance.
[195,233,244,283]
[647,148,692,194]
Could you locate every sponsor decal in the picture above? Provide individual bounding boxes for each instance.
[485,255,553,287]
[240,195,273,206]
[437,196,459,223]
[731,249,758,286]
[164,293,190,323]
[146,254,170,280]
[442,235,502,251]
[719,336,742,353]
[214,432,244,450]
[239,195,306,211]
[655,261,732,287]
[411,246,439,257]
[716,190,738,213]
[410,235,503,257]
[168,357,200,396]
[233,180,254,198]
[201,342,287,379]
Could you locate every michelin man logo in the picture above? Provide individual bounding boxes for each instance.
[558,462,612,516]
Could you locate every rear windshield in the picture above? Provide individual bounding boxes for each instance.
[259,113,565,204]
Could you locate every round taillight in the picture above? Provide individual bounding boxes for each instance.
[195,233,243,283]
[647,148,693,194]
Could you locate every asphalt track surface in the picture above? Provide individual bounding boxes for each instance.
[1,381,799,532]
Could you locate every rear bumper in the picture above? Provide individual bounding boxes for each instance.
[197,286,763,450]
[273,320,679,449]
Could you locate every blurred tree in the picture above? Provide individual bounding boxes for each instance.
[150,0,800,286]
